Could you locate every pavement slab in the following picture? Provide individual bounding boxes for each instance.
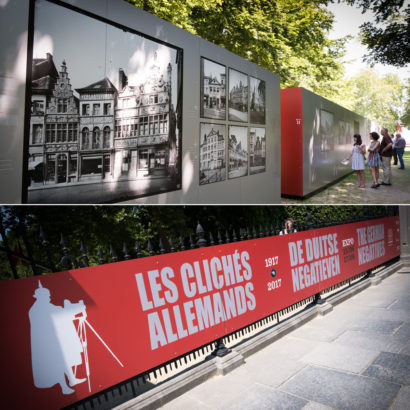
[333,330,408,354]
[223,384,308,410]
[280,365,401,410]
[363,352,410,385]
[300,342,380,373]
[389,386,410,410]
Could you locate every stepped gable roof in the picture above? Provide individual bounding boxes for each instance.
[76,77,118,94]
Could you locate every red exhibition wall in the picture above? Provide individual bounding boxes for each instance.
[281,88,303,196]
[0,217,400,409]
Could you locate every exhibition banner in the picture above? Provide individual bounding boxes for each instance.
[0,217,400,409]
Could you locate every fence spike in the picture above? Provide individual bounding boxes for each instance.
[246,226,251,240]
[196,222,207,248]
[148,239,154,256]
[259,224,264,238]
[179,236,186,251]
[252,225,257,239]
[110,244,117,262]
[169,238,176,252]
[217,230,223,245]
[98,247,105,264]
[240,227,245,241]
[232,229,237,242]
[189,234,195,249]
[135,241,142,258]
[159,237,165,254]
[80,241,89,267]
[225,230,231,244]
[122,243,130,260]
[209,232,215,246]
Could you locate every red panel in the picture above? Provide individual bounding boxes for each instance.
[281,88,303,196]
[0,217,400,409]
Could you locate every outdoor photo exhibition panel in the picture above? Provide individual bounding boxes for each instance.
[0,0,281,203]
[281,87,370,198]
[0,216,400,409]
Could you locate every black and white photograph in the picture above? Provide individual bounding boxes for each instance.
[320,110,334,152]
[345,122,352,145]
[249,77,265,124]
[338,120,347,145]
[199,123,226,185]
[228,126,248,179]
[200,58,226,120]
[228,69,248,122]
[27,0,182,203]
[249,127,266,175]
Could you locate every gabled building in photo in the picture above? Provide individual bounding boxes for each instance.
[29,57,80,185]
[114,56,176,180]
[200,127,225,171]
[76,78,117,182]
[203,73,225,111]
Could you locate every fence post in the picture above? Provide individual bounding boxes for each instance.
[309,214,325,305]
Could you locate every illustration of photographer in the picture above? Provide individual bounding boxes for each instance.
[29,281,87,395]
[29,281,123,396]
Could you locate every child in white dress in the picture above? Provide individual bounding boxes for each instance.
[345,134,366,188]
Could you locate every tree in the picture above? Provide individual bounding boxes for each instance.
[126,0,347,98]
[342,0,410,66]
[335,68,405,130]
[400,79,410,128]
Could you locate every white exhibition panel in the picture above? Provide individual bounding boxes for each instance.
[0,0,281,204]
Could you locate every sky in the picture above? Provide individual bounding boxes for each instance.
[327,1,409,82]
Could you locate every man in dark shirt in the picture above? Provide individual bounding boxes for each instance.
[380,128,393,185]
[395,133,406,169]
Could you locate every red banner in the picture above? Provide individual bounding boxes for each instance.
[0,217,400,409]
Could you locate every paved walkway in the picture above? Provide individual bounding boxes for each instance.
[161,267,410,410]
[282,155,410,204]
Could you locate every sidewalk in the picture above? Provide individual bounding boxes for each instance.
[282,156,410,204]
[161,266,410,410]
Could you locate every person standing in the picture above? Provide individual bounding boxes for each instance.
[367,132,382,188]
[279,218,297,234]
[344,134,366,188]
[395,132,406,169]
[380,128,393,186]
[392,134,398,165]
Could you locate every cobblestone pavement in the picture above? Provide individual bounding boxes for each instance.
[282,156,410,204]
[161,267,410,410]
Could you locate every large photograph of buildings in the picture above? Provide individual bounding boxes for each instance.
[228,69,248,122]
[249,77,265,124]
[201,59,226,120]
[228,126,248,179]
[27,0,181,203]
[199,123,226,185]
[249,127,266,175]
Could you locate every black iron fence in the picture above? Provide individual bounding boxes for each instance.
[0,205,400,410]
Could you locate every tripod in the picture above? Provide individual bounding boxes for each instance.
[75,314,124,393]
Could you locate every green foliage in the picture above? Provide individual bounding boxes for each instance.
[400,79,410,128]
[335,68,405,131]
[126,0,347,98]
[343,0,410,67]
[0,206,388,281]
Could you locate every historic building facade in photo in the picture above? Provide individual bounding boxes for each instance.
[28,53,177,192]
[249,129,266,168]
[29,56,80,185]
[203,73,225,111]
[200,127,225,172]
[76,78,117,182]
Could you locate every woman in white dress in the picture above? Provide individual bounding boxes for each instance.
[345,134,366,188]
